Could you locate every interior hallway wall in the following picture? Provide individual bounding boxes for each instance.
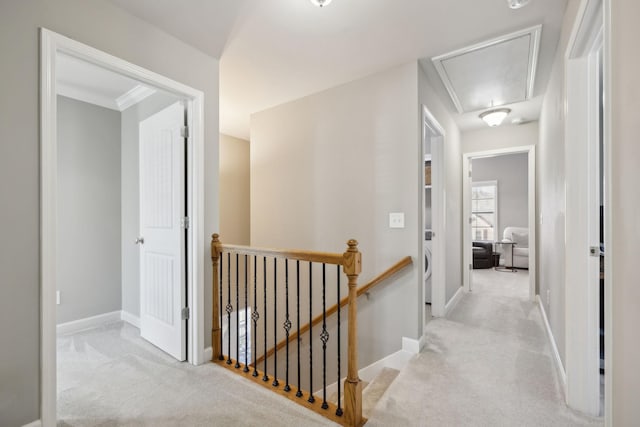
[56,96,121,324]
[220,134,250,245]
[537,0,581,368]
[121,93,181,318]
[0,1,220,424]
[462,121,539,154]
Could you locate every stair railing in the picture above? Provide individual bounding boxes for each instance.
[211,234,364,427]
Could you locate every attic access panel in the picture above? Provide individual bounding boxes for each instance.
[432,25,541,114]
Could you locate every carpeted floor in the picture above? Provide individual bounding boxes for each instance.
[58,268,603,426]
[366,268,603,427]
[57,322,336,426]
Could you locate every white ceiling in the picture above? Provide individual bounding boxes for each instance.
[107,0,568,139]
[57,53,156,111]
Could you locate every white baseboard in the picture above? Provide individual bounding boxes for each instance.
[22,419,42,427]
[401,334,427,354]
[444,286,465,316]
[203,346,213,362]
[56,310,122,334]
[120,311,140,328]
[537,295,567,388]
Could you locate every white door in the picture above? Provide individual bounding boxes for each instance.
[139,102,187,361]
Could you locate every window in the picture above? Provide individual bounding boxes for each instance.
[472,181,498,241]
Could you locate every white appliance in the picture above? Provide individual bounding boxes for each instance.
[424,233,433,304]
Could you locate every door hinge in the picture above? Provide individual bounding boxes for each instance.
[181,216,190,229]
[181,307,190,320]
[181,126,189,138]
[469,263,473,270]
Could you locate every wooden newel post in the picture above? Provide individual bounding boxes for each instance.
[343,239,363,427]
[211,233,222,361]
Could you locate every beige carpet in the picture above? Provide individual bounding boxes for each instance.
[366,269,603,427]
[57,322,336,426]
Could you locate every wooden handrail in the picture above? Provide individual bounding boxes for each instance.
[216,243,345,265]
[253,256,412,366]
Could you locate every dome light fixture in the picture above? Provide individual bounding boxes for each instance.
[479,108,511,127]
[507,0,531,9]
[310,0,333,7]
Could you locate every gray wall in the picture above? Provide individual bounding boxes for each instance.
[220,134,250,245]
[56,96,122,324]
[462,121,538,153]
[471,153,528,239]
[611,0,640,423]
[0,1,219,425]
[419,64,463,304]
[537,0,581,368]
[121,92,180,317]
[251,63,422,366]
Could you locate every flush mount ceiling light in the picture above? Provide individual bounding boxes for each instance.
[310,0,333,7]
[479,108,511,127]
[507,0,531,9]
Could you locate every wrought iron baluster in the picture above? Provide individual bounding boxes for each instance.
[235,253,240,368]
[296,260,303,398]
[336,265,343,416]
[219,249,224,361]
[252,255,259,377]
[272,257,279,387]
[244,254,249,372]
[308,261,315,403]
[321,263,329,409]
[284,259,291,392]
[263,256,269,382]
[226,252,232,365]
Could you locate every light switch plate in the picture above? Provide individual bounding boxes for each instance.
[389,212,405,229]
[56,291,61,305]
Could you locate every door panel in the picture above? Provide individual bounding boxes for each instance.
[139,102,186,361]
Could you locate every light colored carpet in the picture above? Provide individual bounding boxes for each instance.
[366,269,603,427]
[57,322,336,426]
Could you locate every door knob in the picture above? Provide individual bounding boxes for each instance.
[135,237,145,245]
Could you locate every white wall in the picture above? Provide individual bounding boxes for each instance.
[462,121,539,154]
[220,134,250,245]
[472,153,528,238]
[610,0,640,423]
[537,0,581,368]
[121,92,180,318]
[0,1,219,424]
[251,62,422,366]
[419,64,463,304]
[56,96,122,324]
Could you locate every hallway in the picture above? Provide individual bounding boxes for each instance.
[367,269,602,426]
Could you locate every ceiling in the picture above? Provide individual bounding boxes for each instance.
[57,53,156,111]
[107,0,568,140]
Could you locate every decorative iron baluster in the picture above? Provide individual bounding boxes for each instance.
[296,260,303,398]
[321,263,329,409]
[244,254,249,372]
[272,257,279,387]
[263,256,269,382]
[219,248,224,361]
[252,255,259,377]
[284,259,291,392]
[226,252,232,365]
[235,253,240,369]
[308,261,315,403]
[336,265,343,416]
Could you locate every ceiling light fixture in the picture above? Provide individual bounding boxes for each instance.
[507,0,531,9]
[310,0,333,7]
[479,108,511,127]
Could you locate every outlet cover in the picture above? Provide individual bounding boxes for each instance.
[389,212,405,229]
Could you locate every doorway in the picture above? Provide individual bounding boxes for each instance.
[41,28,205,425]
[462,146,536,301]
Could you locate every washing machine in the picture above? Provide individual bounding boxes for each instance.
[424,231,433,304]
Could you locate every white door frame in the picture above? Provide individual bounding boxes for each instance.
[462,145,537,302]
[421,105,446,318]
[564,0,607,417]
[40,28,206,426]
